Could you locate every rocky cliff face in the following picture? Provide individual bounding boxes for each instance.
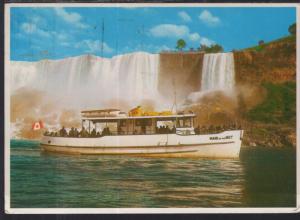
[234,36,296,85]
[158,52,204,102]
[233,36,296,148]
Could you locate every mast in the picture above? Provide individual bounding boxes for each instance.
[101,18,104,58]
[171,76,178,129]
[171,77,177,114]
[139,24,144,51]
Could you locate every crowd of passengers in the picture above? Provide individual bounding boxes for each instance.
[44,124,242,137]
[156,125,176,134]
[44,126,110,138]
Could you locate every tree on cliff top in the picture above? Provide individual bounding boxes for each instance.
[176,39,186,51]
[198,44,208,52]
[204,44,224,53]
[288,23,296,35]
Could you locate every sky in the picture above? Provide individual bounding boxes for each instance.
[10,6,296,61]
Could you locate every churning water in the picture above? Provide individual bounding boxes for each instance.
[10,140,296,208]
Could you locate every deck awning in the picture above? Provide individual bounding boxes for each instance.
[81,108,120,114]
[82,114,196,123]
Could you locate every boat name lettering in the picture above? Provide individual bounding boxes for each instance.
[210,135,233,140]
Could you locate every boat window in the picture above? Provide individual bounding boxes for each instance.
[145,119,152,126]
[135,119,152,126]
[135,119,142,126]
[120,120,126,126]
[184,118,192,127]
[177,119,184,127]
[177,118,192,128]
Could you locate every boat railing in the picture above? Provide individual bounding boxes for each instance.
[43,130,174,138]
[44,124,242,138]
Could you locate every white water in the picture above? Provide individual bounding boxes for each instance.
[10,52,236,108]
[10,52,160,109]
[187,53,235,103]
[201,53,235,91]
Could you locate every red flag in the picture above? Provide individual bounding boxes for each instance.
[32,121,43,130]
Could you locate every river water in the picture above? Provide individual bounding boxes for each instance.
[10,139,296,208]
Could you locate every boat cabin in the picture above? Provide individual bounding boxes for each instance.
[81,109,196,136]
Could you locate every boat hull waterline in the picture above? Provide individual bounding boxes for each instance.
[41,130,243,158]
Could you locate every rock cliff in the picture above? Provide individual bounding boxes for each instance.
[234,36,296,85]
[158,52,204,101]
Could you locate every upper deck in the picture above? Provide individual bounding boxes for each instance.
[79,108,196,135]
[80,108,196,122]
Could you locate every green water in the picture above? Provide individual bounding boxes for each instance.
[10,140,296,208]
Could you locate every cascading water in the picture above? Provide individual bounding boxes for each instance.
[11,51,237,107]
[186,52,236,103]
[201,52,235,91]
[10,52,160,108]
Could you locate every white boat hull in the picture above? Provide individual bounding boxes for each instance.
[40,130,243,158]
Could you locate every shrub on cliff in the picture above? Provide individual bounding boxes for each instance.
[246,82,296,124]
[244,34,295,53]
[176,39,186,51]
[204,44,224,53]
[198,44,208,52]
[288,23,296,35]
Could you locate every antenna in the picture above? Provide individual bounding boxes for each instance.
[171,77,177,114]
[115,40,118,56]
[142,25,144,50]
[101,18,104,58]
[137,24,145,51]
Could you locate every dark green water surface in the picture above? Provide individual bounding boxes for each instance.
[10,139,296,208]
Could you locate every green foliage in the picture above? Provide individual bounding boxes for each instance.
[197,44,223,53]
[251,44,265,52]
[198,44,208,52]
[247,82,296,124]
[204,44,224,53]
[244,35,295,52]
[288,23,296,35]
[176,39,186,51]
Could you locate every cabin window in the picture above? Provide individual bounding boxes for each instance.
[120,120,126,126]
[184,118,192,127]
[177,119,183,127]
[177,118,192,127]
[135,119,152,126]
[145,119,152,126]
[135,119,142,126]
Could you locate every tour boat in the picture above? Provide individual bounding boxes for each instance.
[40,107,243,158]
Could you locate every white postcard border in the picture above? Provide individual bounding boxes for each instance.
[4,2,300,214]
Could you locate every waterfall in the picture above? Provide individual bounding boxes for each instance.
[10,52,160,108]
[201,53,235,92]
